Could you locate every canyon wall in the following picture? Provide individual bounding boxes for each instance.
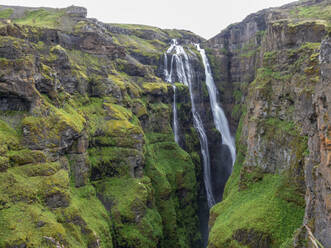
[0,1,331,247]
[206,0,331,247]
[0,6,208,248]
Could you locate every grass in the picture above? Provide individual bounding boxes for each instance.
[209,171,305,247]
[0,8,13,19]
[109,23,163,32]
[209,99,306,247]
[263,118,297,137]
[112,33,165,55]
[290,4,331,21]
[14,9,65,28]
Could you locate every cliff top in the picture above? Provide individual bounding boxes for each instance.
[208,0,331,42]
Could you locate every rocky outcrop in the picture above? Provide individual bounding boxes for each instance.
[1,1,331,248]
[206,0,331,247]
[0,6,205,248]
[304,35,331,246]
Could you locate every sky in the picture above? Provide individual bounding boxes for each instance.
[0,0,296,39]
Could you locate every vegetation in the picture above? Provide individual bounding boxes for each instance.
[0,2,326,248]
[290,4,331,21]
[0,8,13,19]
[208,111,306,248]
[0,12,206,246]
[145,134,200,248]
[14,9,65,28]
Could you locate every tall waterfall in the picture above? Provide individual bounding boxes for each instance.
[196,45,236,166]
[164,39,216,208]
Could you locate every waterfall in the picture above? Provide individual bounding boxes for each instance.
[196,45,236,166]
[164,39,216,208]
[172,85,179,144]
[164,41,180,144]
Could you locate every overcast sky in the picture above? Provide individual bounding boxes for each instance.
[0,0,296,39]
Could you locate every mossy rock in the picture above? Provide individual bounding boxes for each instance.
[95,177,162,248]
[89,147,144,179]
[145,135,200,248]
[22,102,85,150]
[142,82,169,95]
[0,119,20,151]
[7,149,46,166]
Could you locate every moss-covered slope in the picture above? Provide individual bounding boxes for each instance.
[0,6,205,248]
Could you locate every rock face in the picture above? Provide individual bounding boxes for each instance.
[307,36,331,246]
[0,6,206,248]
[0,1,331,248]
[206,0,331,247]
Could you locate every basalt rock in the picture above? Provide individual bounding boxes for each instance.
[207,0,331,247]
[0,5,207,248]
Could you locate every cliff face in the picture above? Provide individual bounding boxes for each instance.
[1,1,331,248]
[0,6,208,248]
[206,0,331,247]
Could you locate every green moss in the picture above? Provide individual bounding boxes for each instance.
[0,159,113,247]
[95,177,162,248]
[105,120,142,136]
[145,136,200,247]
[0,119,20,151]
[132,99,148,118]
[66,49,108,77]
[79,98,106,136]
[263,118,297,138]
[205,48,224,83]
[22,101,85,148]
[103,103,133,121]
[111,33,164,62]
[231,104,242,120]
[142,82,168,94]
[89,147,142,179]
[209,171,305,248]
[263,51,277,63]
[66,185,113,247]
[7,149,46,166]
[0,202,67,247]
[240,49,256,58]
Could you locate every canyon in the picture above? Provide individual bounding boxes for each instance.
[0,0,330,247]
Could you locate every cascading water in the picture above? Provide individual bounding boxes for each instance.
[164,41,180,144]
[196,45,236,166]
[164,39,236,247]
[172,85,179,144]
[164,39,216,208]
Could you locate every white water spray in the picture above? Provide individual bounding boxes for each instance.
[196,44,236,166]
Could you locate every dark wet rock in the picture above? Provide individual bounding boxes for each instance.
[233,229,272,248]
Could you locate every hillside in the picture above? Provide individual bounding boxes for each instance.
[0,1,330,248]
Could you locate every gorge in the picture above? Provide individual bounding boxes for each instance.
[0,0,331,248]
